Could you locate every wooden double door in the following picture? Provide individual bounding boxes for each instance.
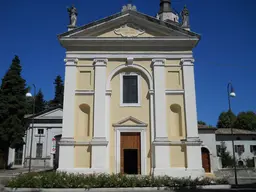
[120,132,141,174]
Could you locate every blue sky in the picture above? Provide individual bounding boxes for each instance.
[1,0,255,126]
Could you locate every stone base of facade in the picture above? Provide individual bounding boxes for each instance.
[153,168,205,179]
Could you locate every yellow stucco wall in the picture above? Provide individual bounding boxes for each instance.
[77,60,94,90]
[73,57,188,170]
[166,95,186,141]
[74,94,93,168]
[74,146,91,168]
[108,60,152,174]
[170,146,187,168]
[165,66,183,90]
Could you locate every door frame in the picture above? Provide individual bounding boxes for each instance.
[114,127,147,175]
[201,147,211,173]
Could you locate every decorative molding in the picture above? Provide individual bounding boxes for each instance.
[165,65,181,67]
[153,139,202,146]
[93,59,108,66]
[106,64,153,90]
[115,127,147,174]
[126,57,134,65]
[121,4,137,12]
[165,90,184,95]
[149,90,154,95]
[59,138,75,146]
[113,116,148,127]
[73,141,91,146]
[75,90,94,95]
[64,58,78,66]
[114,23,145,37]
[106,90,112,96]
[151,59,166,67]
[91,137,108,146]
[180,58,195,66]
[66,52,193,59]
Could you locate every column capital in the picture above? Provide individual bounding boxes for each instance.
[151,59,166,67]
[180,58,195,66]
[93,58,108,66]
[64,58,78,66]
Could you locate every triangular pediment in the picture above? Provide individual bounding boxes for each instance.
[113,116,147,127]
[30,107,63,120]
[59,10,200,39]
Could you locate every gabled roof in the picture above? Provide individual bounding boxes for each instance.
[25,106,63,120]
[58,9,200,39]
[216,128,256,135]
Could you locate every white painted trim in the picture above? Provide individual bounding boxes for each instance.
[75,90,94,95]
[165,90,184,95]
[62,37,198,41]
[66,53,193,60]
[107,63,153,90]
[114,127,147,175]
[120,72,141,107]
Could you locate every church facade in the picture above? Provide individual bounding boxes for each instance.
[58,0,205,178]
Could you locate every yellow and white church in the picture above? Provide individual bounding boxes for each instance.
[57,0,204,178]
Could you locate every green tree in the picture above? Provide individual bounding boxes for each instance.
[219,142,234,168]
[233,111,256,131]
[217,110,236,128]
[198,121,206,125]
[49,75,64,107]
[0,56,27,168]
[35,89,46,113]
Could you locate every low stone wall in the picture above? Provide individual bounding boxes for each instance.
[214,168,256,178]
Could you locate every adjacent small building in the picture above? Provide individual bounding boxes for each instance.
[199,126,256,173]
[8,107,63,168]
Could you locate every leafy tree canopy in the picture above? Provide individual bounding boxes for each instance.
[217,110,236,128]
[233,111,256,131]
[198,121,206,125]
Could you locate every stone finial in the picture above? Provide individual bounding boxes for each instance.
[121,4,137,12]
[67,5,78,31]
[181,5,190,29]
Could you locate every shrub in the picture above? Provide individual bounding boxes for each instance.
[245,157,255,168]
[6,172,228,189]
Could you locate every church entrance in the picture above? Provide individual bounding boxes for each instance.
[201,147,211,173]
[120,132,141,174]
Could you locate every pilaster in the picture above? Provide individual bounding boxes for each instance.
[91,58,109,172]
[58,58,78,170]
[151,59,170,170]
[181,58,204,174]
[181,58,198,139]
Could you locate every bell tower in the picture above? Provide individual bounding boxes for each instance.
[158,0,179,22]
